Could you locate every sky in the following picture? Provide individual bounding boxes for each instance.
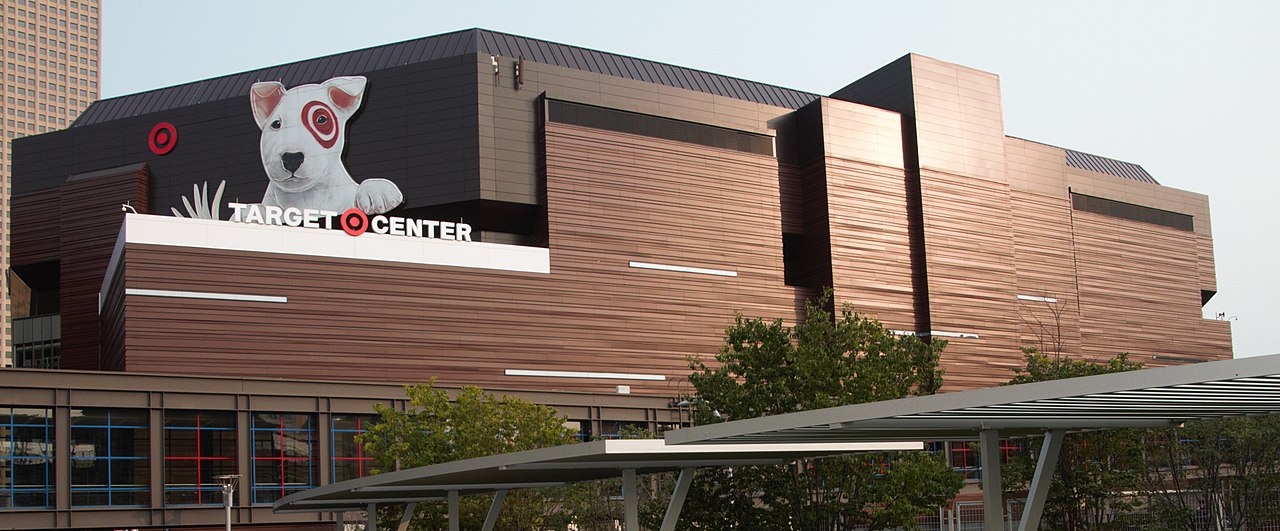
[101,1,1279,357]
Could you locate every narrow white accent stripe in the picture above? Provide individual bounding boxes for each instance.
[628,261,737,277]
[928,330,980,339]
[505,369,666,381]
[890,330,979,339]
[1018,295,1058,303]
[125,288,287,304]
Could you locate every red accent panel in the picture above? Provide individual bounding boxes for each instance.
[340,208,367,236]
[148,122,177,155]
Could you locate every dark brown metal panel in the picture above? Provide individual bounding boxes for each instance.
[59,165,151,370]
[11,189,62,266]
[110,123,794,395]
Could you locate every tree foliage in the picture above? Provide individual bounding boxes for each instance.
[1135,415,1280,530]
[682,289,960,530]
[1000,349,1145,530]
[356,381,577,530]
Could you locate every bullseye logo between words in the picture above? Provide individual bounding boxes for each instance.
[228,202,473,241]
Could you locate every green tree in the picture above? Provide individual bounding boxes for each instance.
[356,381,578,530]
[682,289,961,530]
[1000,350,1145,530]
[1136,415,1280,530]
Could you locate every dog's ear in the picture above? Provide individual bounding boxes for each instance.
[323,76,368,115]
[250,82,286,130]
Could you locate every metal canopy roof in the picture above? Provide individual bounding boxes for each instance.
[665,353,1280,445]
[273,439,918,514]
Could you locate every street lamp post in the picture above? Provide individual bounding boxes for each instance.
[215,474,241,531]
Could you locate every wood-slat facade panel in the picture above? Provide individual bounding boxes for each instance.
[112,122,793,395]
[1009,189,1083,357]
[825,157,915,330]
[918,167,1021,390]
[57,166,150,370]
[1072,210,1231,364]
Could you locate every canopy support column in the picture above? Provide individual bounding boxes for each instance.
[396,502,417,531]
[482,489,508,531]
[448,490,460,531]
[622,468,639,531]
[659,467,695,531]
[333,511,343,531]
[980,429,1003,531]
[367,503,377,531]
[1018,429,1065,531]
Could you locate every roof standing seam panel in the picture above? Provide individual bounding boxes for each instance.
[493,33,517,58]
[477,31,500,58]
[671,68,700,92]
[579,49,604,75]
[439,32,461,57]
[639,61,663,84]
[368,47,391,71]
[565,46,589,71]
[79,29,820,125]
[598,53,624,78]
[533,40,555,65]
[548,41,572,69]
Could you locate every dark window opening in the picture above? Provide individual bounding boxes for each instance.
[1071,192,1193,232]
[546,99,774,156]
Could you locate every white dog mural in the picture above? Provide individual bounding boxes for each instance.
[172,76,403,219]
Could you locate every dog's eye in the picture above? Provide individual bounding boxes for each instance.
[270,119,281,129]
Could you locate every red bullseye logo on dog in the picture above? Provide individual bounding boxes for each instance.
[148,122,178,155]
[340,208,368,236]
[301,101,338,149]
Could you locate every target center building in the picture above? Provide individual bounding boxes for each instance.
[1,29,1229,529]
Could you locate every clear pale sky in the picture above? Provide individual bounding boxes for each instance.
[101,1,1279,357]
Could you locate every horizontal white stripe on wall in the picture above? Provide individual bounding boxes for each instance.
[117,214,551,274]
[889,330,980,339]
[125,288,287,304]
[628,261,737,277]
[1017,295,1058,303]
[505,369,667,381]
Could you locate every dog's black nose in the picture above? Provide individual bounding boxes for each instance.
[282,152,304,173]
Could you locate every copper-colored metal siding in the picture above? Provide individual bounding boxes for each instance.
[820,98,915,329]
[112,122,792,395]
[1072,210,1230,364]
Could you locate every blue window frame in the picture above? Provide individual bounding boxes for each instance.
[0,407,53,509]
[331,414,376,483]
[70,408,149,507]
[252,413,316,505]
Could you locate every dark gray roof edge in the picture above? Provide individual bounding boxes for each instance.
[76,28,818,127]
[1006,135,1160,186]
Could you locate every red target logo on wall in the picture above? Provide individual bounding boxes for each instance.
[148,122,178,155]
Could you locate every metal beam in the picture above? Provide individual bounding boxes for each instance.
[1018,430,1065,531]
[980,429,1002,531]
[357,482,569,492]
[481,489,508,531]
[396,502,416,531]
[334,511,343,531]
[622,468,639,531]
[448,490,460,531]
[836,418,1182,430]
[660,468,695,531]
[367,503,377,531]
[502,458,786,470]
